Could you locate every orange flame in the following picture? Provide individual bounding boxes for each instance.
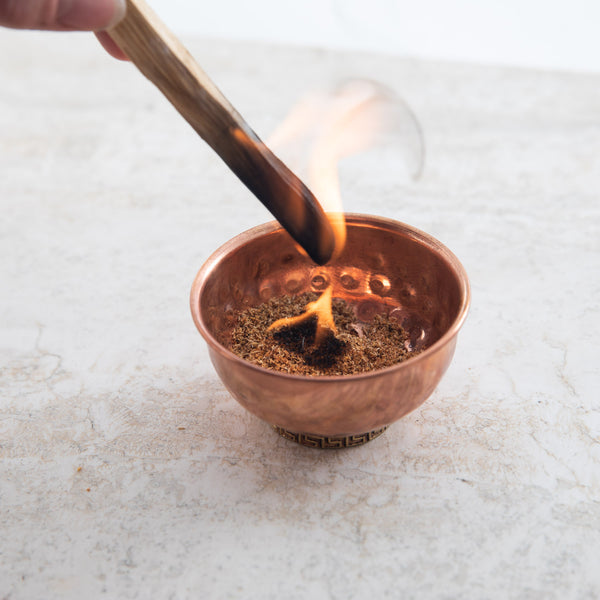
[268,286,336,345]
[268,80,424,344]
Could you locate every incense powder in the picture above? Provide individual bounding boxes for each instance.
[230,293,416,376]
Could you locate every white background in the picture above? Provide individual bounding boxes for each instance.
[151,0,600,73]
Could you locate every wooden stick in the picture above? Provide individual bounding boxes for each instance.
[108,0,334,265]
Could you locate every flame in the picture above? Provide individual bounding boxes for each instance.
[268,286,336,346]
[268,80,424,344]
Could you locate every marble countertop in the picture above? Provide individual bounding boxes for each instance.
[1,30,598,599]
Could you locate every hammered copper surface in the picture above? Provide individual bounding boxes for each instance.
[190,214,470,437]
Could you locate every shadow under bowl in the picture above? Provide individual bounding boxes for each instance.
[190,214,470,448]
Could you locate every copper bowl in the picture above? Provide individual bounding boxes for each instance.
[190,214,470,448]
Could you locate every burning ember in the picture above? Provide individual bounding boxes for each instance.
[232,292,414,376]
[268,286,336,345]
[267,80,424,346]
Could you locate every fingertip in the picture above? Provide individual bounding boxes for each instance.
[95,31,129,60]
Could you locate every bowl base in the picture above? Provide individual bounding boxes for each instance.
[272,425,388,449]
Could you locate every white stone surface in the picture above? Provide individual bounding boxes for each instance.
[1,30,599,599]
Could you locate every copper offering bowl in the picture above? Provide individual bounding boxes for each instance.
[190,214,470,448]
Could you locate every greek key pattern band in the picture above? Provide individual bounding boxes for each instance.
[273,425,388,449]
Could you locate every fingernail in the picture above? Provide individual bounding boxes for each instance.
[106,0,126,29]
[57,0,127,30]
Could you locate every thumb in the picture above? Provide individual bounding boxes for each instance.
[0,0,126,31]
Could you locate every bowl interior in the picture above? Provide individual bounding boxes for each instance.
[197,215,468,360]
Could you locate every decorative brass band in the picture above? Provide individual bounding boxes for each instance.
[272,425,388,449]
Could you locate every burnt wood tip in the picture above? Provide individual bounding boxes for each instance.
[220,127,336,266]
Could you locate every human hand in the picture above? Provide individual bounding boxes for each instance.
[0,0,128,59]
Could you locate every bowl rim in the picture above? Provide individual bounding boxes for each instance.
[190,213,470,382]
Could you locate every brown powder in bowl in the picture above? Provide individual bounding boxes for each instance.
[230,293,416,376]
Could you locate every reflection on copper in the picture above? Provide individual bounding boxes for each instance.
[190,214,470,443]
